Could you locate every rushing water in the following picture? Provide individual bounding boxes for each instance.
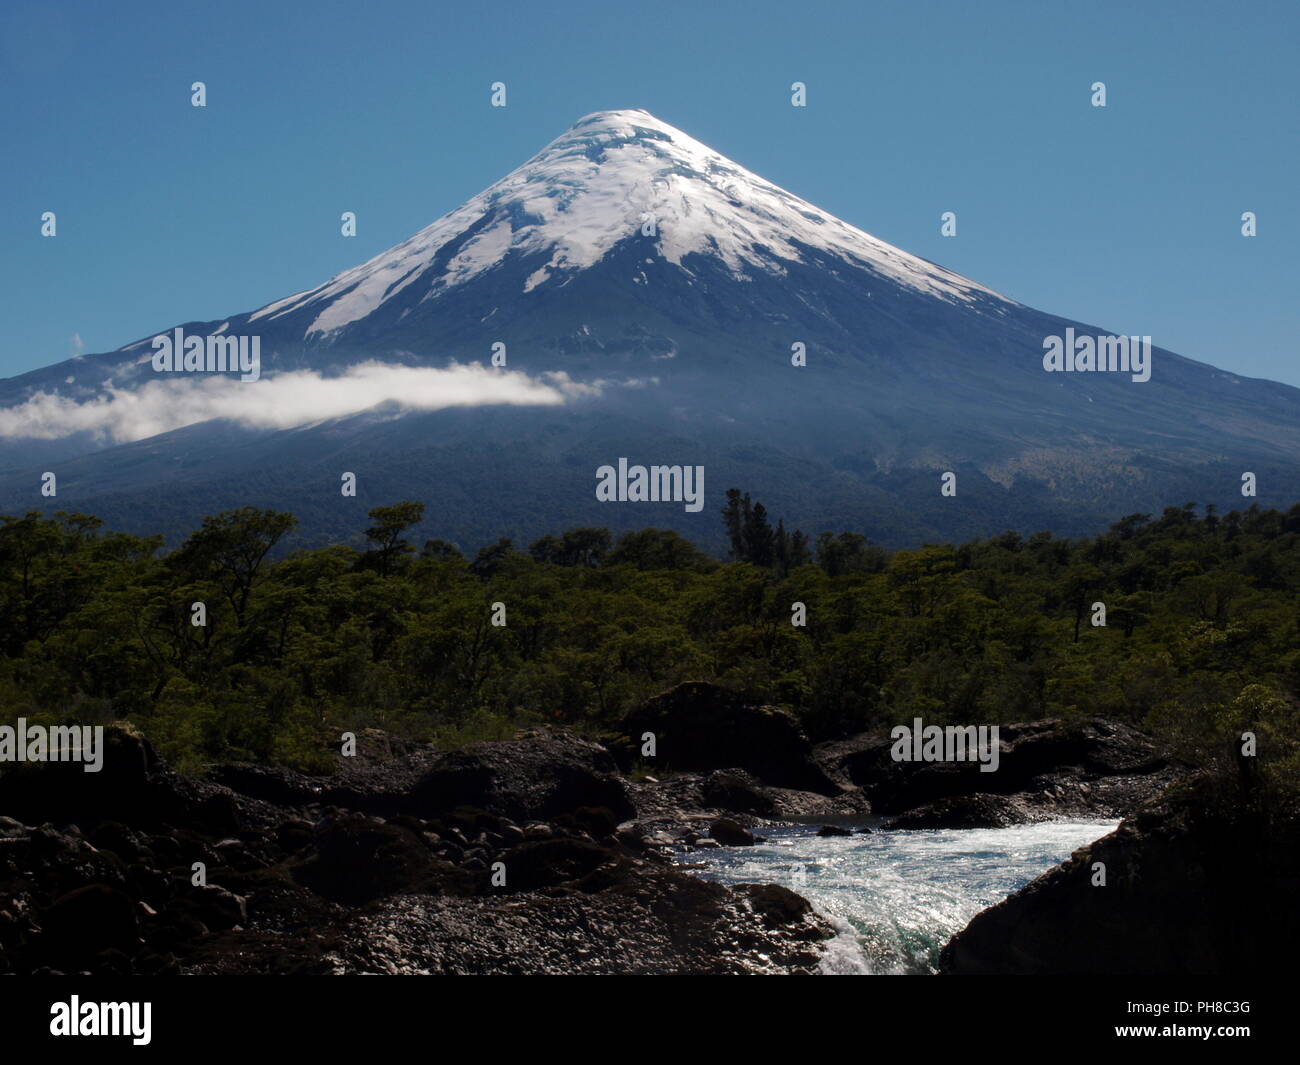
[684,819,1119,974]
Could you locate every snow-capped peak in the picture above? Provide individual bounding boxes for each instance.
[249,109,1007,337]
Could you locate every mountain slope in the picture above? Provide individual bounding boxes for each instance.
[2,109,1298,550]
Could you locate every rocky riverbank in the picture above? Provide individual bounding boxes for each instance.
[618,683,1178,841]
[0,684,1191,975]
[938,777,1300,974]
[0,723,834,975]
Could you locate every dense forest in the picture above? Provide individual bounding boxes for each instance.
[1,494,1297,796]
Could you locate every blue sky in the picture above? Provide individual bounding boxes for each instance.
[2,0,1296,383]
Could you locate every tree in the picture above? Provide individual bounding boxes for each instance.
[606,528,714,571]
[470,537,516,579]
[528,534,562,564]
[558,527,612,567]
[531,528,612,567]
[1060,562,1104,643]
[721,489,800,568]
[745,503,775,567]
[788,529,812,570]
[816,531,884,577]
[722,489,749,561]
[422,538,464,563]
[171,507,296,627]
[364,501,425,577]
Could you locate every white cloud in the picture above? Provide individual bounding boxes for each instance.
[0,361,600,444]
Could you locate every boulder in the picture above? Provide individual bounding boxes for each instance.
[939,780,1300,974]
[499,838,626,893]
[709,818,756,846]
[208,763,325,808]
[0,724,161,826]
[700,770,777,815]
[0,716,838,977]
[293,814,450,903]
[37,884,141,961]
[409,729,634,823]
[623,683,840,794]
[180,884,247,931]
[883,793,1030,830]
[818,717,1173,816]
[738,883,817,929]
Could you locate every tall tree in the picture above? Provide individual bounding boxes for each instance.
[171,507,296,627]
[364,501,426,577]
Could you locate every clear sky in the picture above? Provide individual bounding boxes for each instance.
[2,0,1296,383]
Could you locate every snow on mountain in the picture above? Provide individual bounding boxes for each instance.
[8,108,1299,552]
[246,109,1008,340]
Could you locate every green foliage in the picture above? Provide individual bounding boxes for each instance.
[2,500,1298,796]
[363,500,425,577]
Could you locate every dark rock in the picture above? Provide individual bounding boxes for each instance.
[884,793,1030,830]
[556,806,621,840]
[0,725,158,826]
[819,717,1176,818]
[86,821,144,861]
[614,826,648,852]
[700,770,778,815]
[291,865,834,975]
[208,763,325,807]
[294,815,451,904]
[91,947,133,975]
[738,883,816,929]
[146,834,182,865]
[0,716,840,976]
[816,825,852,837]
[136,951,180,975]
[709,818,756,846]
[275,819,315,853]
[623,683,840,794]
[410,730,634,823]
[38,884,141,961]
[939,780,1300,974]
[180,884,247,931]
[498,838,625,894]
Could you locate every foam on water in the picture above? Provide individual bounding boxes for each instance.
[686,819,1119,974]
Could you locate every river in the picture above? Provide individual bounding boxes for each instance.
[682,818,1119,974]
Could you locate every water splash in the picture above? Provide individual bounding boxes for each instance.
[688,819,1118,974]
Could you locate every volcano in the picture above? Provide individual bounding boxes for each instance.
[2,109,1297,550]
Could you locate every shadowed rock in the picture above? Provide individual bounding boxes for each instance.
[622,682,841,794]
[409,730,635,823]
[818,717,1176,822]
[939,780,1300,974]
[884,793,1032,830]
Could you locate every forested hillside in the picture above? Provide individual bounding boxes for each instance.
[2,495,1297,795]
